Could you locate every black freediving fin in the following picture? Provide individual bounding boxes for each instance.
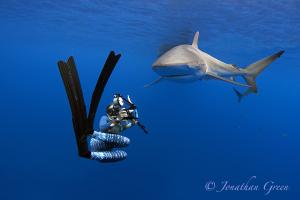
[66,57,88,122]
[58,58,89,158]
[87,51,121,132]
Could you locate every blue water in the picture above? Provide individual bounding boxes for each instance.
[0,1,299,199]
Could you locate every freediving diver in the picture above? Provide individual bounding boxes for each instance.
[57,51,147,163]
[88,94,147,162]
[104,94,148,134]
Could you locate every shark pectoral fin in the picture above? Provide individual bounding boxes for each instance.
[233,87,256,102]
[144,77,163,87]
[206,72,250,87]
[233,88,243,102]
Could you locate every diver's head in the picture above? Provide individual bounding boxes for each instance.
[113,93,124,106]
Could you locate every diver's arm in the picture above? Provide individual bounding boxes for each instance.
[122,117,148,134]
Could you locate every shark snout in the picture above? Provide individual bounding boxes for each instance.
[152,59,176,68]
[152,62,161,69]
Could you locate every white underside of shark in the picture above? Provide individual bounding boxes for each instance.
[150,31,284,101]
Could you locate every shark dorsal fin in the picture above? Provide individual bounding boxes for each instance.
[192,31,199,48]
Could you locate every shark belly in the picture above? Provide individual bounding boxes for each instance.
[152,65,204,82]
[207,66,234,77]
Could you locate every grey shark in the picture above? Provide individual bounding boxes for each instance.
[150,32,284,101]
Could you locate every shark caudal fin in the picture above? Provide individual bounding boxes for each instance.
[244,50,284,81]
[233,50,284,102]
[243,50,284,91]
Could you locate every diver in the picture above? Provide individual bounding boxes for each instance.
[58,51,147,163]
[103,94,148,134]
[88,94,147,162]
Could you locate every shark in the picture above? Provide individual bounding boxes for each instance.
[149,31,284,101]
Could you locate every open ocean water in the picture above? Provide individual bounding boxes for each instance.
[0,0,299,199]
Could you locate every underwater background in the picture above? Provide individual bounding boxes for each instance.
[0,0,299,199]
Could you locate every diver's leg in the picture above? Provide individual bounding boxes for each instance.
[87,131,130,162]
[87,131,130,150]
[99,115,111,131]
[91,150,127,162]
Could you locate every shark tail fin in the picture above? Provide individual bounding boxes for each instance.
[243,50,284,93]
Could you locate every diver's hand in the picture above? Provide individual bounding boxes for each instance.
[87,131,130,162]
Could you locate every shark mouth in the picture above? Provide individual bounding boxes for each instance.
[162,74,191,78]
[152,65,199,77]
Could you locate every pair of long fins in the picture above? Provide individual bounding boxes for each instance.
[57,51,121,158]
